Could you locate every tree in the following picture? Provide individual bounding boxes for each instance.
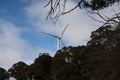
[45,0,120,22]
[28,53,52,80]
[51,46,86,80]
[0,67,9,80]
[81,25,120,80]
[8,61,28,80]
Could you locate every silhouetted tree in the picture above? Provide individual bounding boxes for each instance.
[0,67,9,80]
[28,53,52,80]
[51,46,86,80]
[81,25,120,80]
[8,61,28,80]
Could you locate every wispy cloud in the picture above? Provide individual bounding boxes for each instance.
[0,20,54,69]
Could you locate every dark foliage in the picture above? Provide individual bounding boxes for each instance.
[8,61,28,80]
[51,46,86,80]
[0,67,9,80]
[27,53,52,80]
[81,25,120,80]
[83,0,120,10]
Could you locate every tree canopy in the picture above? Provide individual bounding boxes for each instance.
[81,25,120,80]
[0,67,9,80]
[27,53,52,80]
[8,61,28,80]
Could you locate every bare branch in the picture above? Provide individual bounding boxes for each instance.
[88,15,106,23]
[95,11,108,21]
[44,0,51,7]
[87,9,120,27]
[45,0,84,23]
[62,0,84,15]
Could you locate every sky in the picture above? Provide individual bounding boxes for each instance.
[0,0,119,69]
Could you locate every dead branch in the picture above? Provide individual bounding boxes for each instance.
[45,0,84,23]
[87,10,120,27]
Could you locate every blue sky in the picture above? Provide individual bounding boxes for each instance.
[0,0,119,69]
[0,0,42,47]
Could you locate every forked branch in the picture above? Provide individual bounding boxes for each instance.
[45,0,84,23]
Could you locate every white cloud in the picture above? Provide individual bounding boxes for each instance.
[0,20,41,69]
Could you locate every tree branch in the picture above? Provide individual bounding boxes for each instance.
[45,0,84,23]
